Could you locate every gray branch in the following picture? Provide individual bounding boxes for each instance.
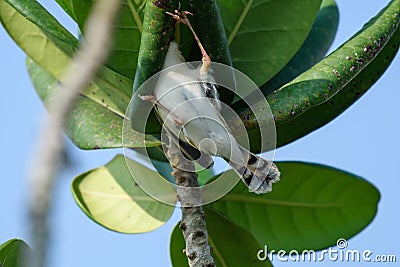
[167,136,216,267]
[27,1,121,267]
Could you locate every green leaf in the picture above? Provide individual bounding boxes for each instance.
[4,0,397,154]
[184,0,235,104]
[218,0,322,86]
[196,165,215,186]
[276,23,400,147]
[277,5,400,146]
[70,0,146,79]
[269,0,400,123]
[71,154,175,233]
[4,0,79,54]
[1,0,158,149]
[184,1,232,67]
[206,162,380,252]
[150,157,215,185]
[1,0,74,77]
[261,0,339,96]
[170,210,272,267]
[233,0,400,150]
[0,239,30,267]
[149,158,175,184]
[130,0,323,134]
[26,58,159,149]
[129,0,178,134]
[69,0,321,90]
[0,0,133,117]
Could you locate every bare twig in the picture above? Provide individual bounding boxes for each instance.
[27,1,120,267]
[167,135,216,267]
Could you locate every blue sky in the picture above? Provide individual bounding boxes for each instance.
[0,1,399,266]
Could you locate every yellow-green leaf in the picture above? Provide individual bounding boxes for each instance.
[71,155,175,233]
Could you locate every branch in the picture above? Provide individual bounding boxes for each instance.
[27,1,121,267]
[167,135,216,267]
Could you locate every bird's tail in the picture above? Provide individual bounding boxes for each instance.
[228,147,280,194]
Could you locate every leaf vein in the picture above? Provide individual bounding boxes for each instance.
[248,0,272,11]
[228,0,254,45]
[208,235,228,267]
[127,0,143,33]
[235,28,289,37]
[221,194,346,208]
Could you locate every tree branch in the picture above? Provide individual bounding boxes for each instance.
[27,1,120,267]
[167,135,216,267]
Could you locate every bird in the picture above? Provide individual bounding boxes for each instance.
[139,11,280,193]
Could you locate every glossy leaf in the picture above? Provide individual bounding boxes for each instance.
[3,0,398,154]
[70,0,146,79]
[148,158,175,184]
[129,0,178,134]
[170,210,272,267]
[185,1,232,67]
[269,0,399,123]
[68,0,322,88]
[151,158,215,186]
[130,0,323,133]
[261,0,339,96]
[0,0,158,148]
[184,0,235,104]
[0,0,132,115]
[206,162,380,251]
[276,23,400,147]
[0,239,30,267]
[71,154,175,233]
[26,59,159,149]
[273,0,400,147]
[233,0,400,150]
[5,0,79,54]
[1,0,75,78]
[218,0,322,86]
